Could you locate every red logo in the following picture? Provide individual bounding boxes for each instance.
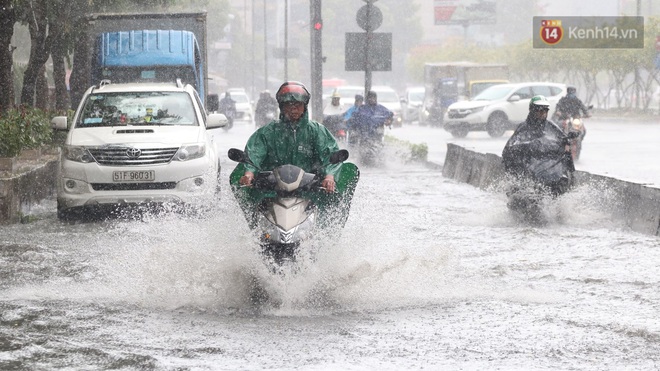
[540,20,563,45]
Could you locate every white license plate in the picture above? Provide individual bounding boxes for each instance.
[113,170,155,182]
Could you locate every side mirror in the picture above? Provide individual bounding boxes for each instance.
[508,95,521,102]
[207,94,219,112]
[228,148,249,163]
[207,113,228,129]
[51,116,68,131]
[329,149,349,164]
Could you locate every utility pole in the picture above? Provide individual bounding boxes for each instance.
[263,0,268,90]
[310,0,323,122]
[284,0,289,81]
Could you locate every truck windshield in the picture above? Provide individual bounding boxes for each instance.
[77,91,198,127]
[472,85,513,101]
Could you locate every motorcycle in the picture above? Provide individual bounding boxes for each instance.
[505,131,580,224]
[228,148,359,268]
[256,108,278,128]
[347,118,391,166]
[553,105,591,161]
[323,114,347,142]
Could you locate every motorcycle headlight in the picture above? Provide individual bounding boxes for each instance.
[64,145,95,163]
[571,119,583,130]
[258,214,316,244]
[174,143,206,161]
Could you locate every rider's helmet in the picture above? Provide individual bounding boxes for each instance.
[276,81,310,106]
[529,95,550,111]
[567,86,577,94]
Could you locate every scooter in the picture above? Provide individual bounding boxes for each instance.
[228,148,359,268]
[323,114,347,142]
[347,118,391,166]
[553,105,591,161]
[505,131,580,224]
[256,109,278,128]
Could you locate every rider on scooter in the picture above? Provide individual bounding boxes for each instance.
[238,81,341,193]
[553,86,590,122]
[347,90,393,145]
[502,95,575,196]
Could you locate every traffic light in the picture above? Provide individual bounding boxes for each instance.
[313,21,322,31]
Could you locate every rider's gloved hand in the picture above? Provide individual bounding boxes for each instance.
[321,175,336,193]
[239,171,254,187]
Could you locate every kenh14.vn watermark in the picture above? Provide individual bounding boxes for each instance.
[533,16,644,49]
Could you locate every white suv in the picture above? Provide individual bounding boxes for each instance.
[444,82,566,138]
[51,81,227,220]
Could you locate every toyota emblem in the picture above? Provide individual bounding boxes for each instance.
[126,147,142,159]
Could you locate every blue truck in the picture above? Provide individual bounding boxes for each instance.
[71,12,214,109]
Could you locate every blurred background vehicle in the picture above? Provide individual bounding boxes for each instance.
[401,86,425,124]
[226,88,254,125]
[421,62,509,127]
[444,82,567,138]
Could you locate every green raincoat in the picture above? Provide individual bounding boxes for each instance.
[229,110,359,229]
[242,111,341,177]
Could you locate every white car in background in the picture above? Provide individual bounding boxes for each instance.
[444,82,567,138]
[226,88,254,124]
[51,80,227,220]
[401,86,425,123]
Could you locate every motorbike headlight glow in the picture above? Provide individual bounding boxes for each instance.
[572,119,583,130]
[174,143,206,161]
[64,145,95,163]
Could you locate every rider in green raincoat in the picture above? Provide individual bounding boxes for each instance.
[229,81,359,229]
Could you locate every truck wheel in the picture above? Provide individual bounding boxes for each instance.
[487,112,507,137]
[450,126,469,138]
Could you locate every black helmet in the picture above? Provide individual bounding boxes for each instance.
[275,81,310,105]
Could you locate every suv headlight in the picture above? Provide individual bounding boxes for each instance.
[465,106,485,115]
[174,143,206,161]
[64,145,95,163]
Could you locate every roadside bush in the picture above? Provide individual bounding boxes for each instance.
[0,107,54,158]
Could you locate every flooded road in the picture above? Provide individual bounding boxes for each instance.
[1,123,659,369]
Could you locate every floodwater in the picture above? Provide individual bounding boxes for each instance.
[1,123,659,370]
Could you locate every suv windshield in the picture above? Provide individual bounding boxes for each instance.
[77,91,198,127]
[473,85,513,101]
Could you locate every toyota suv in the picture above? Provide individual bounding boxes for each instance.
[51,80,227,220]
[443,82,566,138]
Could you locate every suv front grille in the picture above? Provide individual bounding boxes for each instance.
[88,147,179,166]
[91,182,177,191]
